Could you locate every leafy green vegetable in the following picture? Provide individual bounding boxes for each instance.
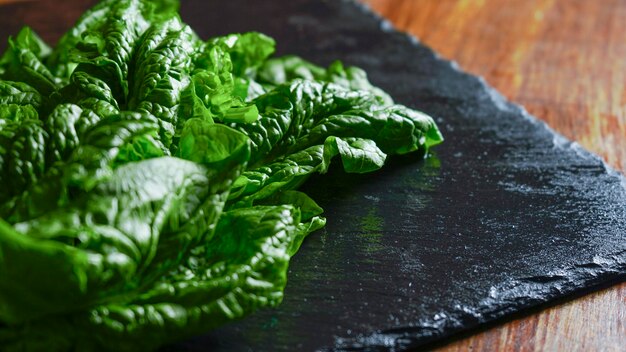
[0,27,57,96]
[0,0,443,350]
[0,80,42,122]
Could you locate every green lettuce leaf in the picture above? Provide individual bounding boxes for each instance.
[228,136,386,208]
[0,80,42,124]
[0,27,57,96]
[1,111,164,224]
[127,17,200,146]
[234,80,385,167]
[0,204,306,352]
[0,122,249,324]
[0,0,443,349]
[257,56,393,104]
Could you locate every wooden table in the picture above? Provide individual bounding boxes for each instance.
[0,0,624,350]
[360,1,626,351]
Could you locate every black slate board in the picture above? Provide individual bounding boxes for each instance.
[160,1,626,350]
[164,1,626,350]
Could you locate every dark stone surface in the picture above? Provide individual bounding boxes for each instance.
[0,0,624,351]
[163,0,626,350]
[169,0,626,350]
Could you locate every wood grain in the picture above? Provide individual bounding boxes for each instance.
[0,0,623,351]
[359,0,626,351]
[0,0,33,4]
[362,0,626,174]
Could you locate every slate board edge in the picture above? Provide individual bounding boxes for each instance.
[0,1,622,351]
[321,1,626,350]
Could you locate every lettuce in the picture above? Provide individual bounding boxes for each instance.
[0,0,443,350]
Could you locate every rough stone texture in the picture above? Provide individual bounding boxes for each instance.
[160,1,626,350]
[163,0,626,351]
[165,0,626,350]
